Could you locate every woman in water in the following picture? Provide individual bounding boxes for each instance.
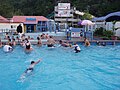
[25,38,33,51]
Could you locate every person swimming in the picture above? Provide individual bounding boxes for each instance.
[20,59,41,78]
[59,40,71,47]
[18,59,41,82]
[26,59,41,73]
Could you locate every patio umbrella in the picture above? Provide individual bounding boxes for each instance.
[78,20,94,26]
[78,20,94,39]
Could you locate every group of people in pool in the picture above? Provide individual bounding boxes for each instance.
[1,33,91,53]
[19,38,90,78]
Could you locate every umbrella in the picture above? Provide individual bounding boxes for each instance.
[78,20,95,39]
[78,20,94,26]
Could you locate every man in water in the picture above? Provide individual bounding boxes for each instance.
[47,36,56,47]
[21,59,41,78]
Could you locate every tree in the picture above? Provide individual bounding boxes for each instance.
[82,12,94,20]
[0,0,120,18]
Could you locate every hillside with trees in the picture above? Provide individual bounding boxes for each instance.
[0,0,119,18]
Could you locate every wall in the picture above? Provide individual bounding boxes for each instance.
[115,22,120,36]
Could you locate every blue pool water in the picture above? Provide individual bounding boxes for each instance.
[0,45,120,90]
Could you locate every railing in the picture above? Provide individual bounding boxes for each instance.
[0,29,16,35]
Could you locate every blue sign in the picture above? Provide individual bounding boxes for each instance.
[26,18,36,21]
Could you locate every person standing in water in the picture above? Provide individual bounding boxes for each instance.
[72,43,81,53]
[47,36,56,47]
[84,38,90,46]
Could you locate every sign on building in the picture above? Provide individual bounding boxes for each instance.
[58,3,70,10]
[71,32,80,37]
[58,10,71,17]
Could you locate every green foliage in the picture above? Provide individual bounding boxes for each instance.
[103,30,114,38]
[117,37,120,40]
[94,27,114,40]
[82,12,94,20]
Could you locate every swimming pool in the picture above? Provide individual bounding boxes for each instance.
[0,45,120,90]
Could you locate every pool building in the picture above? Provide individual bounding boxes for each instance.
[12,16,56,33]
[0,16,56,33]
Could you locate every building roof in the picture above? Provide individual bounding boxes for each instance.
[12,16,48,24]
[92,11,120,22]
[0,16,9,23]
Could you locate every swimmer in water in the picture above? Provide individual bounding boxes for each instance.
[59,40,71,47]
[20,59,41,79]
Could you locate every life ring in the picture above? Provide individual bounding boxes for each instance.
[3,45,13,52]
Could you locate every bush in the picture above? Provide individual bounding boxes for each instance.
[117,37,120,40]
[94,27,105,36]
[103,30,114,38]
[101,36,110,40]
[94,27,114,40]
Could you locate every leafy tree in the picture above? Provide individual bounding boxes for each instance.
[0,0,119,18]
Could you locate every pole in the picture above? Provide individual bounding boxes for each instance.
[84,25,86,38]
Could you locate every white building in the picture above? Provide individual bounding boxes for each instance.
[92,11,120,36]
[0,16,23,34]
[54,3,81,31]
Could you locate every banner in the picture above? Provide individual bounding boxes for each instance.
[71,32,80,37]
